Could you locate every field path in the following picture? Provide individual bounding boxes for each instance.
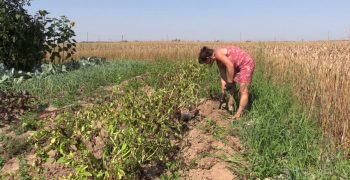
[178,100,246,180]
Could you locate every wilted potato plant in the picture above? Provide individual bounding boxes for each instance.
[31,61,205,179]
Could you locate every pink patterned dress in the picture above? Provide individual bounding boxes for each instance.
[223,46,255,84]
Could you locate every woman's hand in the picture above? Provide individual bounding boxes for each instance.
[225,82,235,91]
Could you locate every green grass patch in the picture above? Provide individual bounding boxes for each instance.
[0,156,5,168]
[10,60,148,107]
[202,118,227,140]
[233,56,350,179]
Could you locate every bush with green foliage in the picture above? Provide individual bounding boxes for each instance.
[0,0,45,71]
[0,0,76,71]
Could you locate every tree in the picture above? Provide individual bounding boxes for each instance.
[0,0,46,71]
[38,11,77,64]
[0,0,76,71]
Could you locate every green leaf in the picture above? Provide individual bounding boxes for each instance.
[117,168,125,179]
[57,156,68,163]
[38,10,49,16]
[82,171,92,177]
[15,14,21,20]
[96,171,105,178]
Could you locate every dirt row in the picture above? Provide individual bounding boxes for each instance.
[176,100,247,180]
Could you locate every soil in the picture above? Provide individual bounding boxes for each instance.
[177,100,245,180]
[1,157,20,174]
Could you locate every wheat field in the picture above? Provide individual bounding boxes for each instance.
[74,40,350,147]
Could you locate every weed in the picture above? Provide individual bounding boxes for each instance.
[0,156,5,168]
[160,161,181,180]
[11,112,41,135]
[18,155,31,180]
[6,136,30,158]
[203,118,226,140]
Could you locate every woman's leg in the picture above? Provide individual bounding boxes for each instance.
[220,76,236,112]
[234,83,249,118]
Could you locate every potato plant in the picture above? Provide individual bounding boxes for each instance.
[31,61,206,179]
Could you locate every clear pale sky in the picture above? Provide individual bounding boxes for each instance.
[27,0,350,42]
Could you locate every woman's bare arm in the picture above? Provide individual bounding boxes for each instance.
[217,63,227,94]
[214,49,234,83]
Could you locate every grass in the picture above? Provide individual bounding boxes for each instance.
[0,156,5,168]
[232,57,350,179]
[18,155,31,180]
[9,60,148,107]
[202,118,228,141]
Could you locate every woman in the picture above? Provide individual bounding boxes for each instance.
[198,46,255,119]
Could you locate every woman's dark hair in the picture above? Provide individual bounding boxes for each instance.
[198,46,214,64]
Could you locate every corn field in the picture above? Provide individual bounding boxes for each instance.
[74,40,350,148]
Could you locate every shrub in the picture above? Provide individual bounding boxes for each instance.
[0,0,76,71]
[0,0,46,71]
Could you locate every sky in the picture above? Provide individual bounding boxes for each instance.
[27,0,350,42]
